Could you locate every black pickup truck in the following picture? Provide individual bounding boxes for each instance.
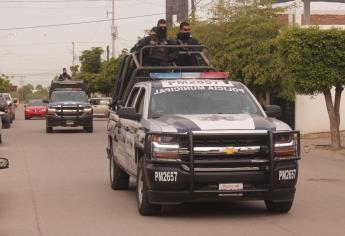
[46,80,93,133]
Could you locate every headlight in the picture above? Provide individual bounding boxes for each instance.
[274,133,297,159]
[151,135,187,160]
[47,108,56,114]
[84,107,92,113]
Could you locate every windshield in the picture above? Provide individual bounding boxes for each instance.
[27,100,44,106]
[150,81,262,117]
[50,91,88,103]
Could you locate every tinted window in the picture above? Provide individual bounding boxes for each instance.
[126,87,140,107]
[135,89,145,114]
[50,91,88,102]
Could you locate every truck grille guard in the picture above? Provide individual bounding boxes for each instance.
[146,130,301,195]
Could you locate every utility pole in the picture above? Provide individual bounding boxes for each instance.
[106,45,110,61]
[111,0,116,58]
[191,0,196,22]
[72,42,75,66]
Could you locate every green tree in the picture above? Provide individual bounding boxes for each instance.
[18,84,34,102]
[278,27,345,149]
[190,0,289,103]
[79,47,104,73]
[0,74,11,92]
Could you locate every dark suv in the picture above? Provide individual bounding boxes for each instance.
[46,84,93,133]
[0,94,13,129]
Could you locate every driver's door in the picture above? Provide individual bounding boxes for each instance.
[116,87,140,174]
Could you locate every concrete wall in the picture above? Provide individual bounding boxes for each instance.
[295,90,345,134]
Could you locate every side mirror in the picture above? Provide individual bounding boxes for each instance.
[0,157,9,169]
[118,107,142,121]
[264,105,282,118]
[42,99,49,104]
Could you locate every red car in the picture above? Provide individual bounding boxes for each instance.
[25,100,47,120]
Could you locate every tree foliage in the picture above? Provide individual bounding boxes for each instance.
[79,47,104,73]
[0,74,11,93]
[190,0,289,103]
[17,83,49,102]
[278,27,345,149]
[73,47,125,96]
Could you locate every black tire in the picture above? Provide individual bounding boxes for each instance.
[0,134,2,144]
[12,113,15,121]
[136,158,161,216]
[265,200,293,213]
[2,120,11,129]
[109,150,129,190]
[84,126,93,133]
[46,126,53,133]
[25,117,30,120]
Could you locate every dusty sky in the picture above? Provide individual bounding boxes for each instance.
[0,0,343,86]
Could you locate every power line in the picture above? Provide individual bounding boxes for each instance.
[0,13,164,31]
[0,0,111,2]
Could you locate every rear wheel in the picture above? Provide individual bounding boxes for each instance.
[265,200,293,213]
[25,117,30,120]
[46,126,53,133]
[2,120,11,129]
[109,149,129,190]
[137,158,161,216]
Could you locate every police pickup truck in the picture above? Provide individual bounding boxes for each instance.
[46,80,93,133]
[106,46,300,216]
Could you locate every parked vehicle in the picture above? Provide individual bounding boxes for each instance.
[0,94,12,129]
[25,99,47,120]
[90,97,111,118]
[0,157,9,169]
[0,93,16,121]
[106,45,301,216]
[46,80,93,133]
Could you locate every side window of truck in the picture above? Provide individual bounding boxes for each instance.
[135,88,145,114]
[126,87,140,107]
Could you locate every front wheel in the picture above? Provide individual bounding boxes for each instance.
[136,158,161,216]
[84,126,93,133]
[265,200,293,213]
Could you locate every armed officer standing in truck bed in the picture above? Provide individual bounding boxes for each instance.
[58,68,72,81]
[131,19,178,66]
[175,22,201,66]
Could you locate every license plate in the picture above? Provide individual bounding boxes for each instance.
[66,121,74,125]
[219,183,243,191]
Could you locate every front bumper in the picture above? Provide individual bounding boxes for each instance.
[144,160,298,204]
[46,114,93,127]
[25,111,46,118]
[143,130,300,205]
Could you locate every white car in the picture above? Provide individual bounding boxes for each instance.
[90,97,111,118]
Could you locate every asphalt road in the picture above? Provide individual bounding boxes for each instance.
[1,106,345,236]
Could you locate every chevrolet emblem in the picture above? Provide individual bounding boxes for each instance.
[222,147,239,155]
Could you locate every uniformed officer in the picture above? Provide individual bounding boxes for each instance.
[58,68,72,81]
[175,22,201,66]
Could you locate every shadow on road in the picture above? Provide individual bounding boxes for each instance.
[117,180,271,218]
